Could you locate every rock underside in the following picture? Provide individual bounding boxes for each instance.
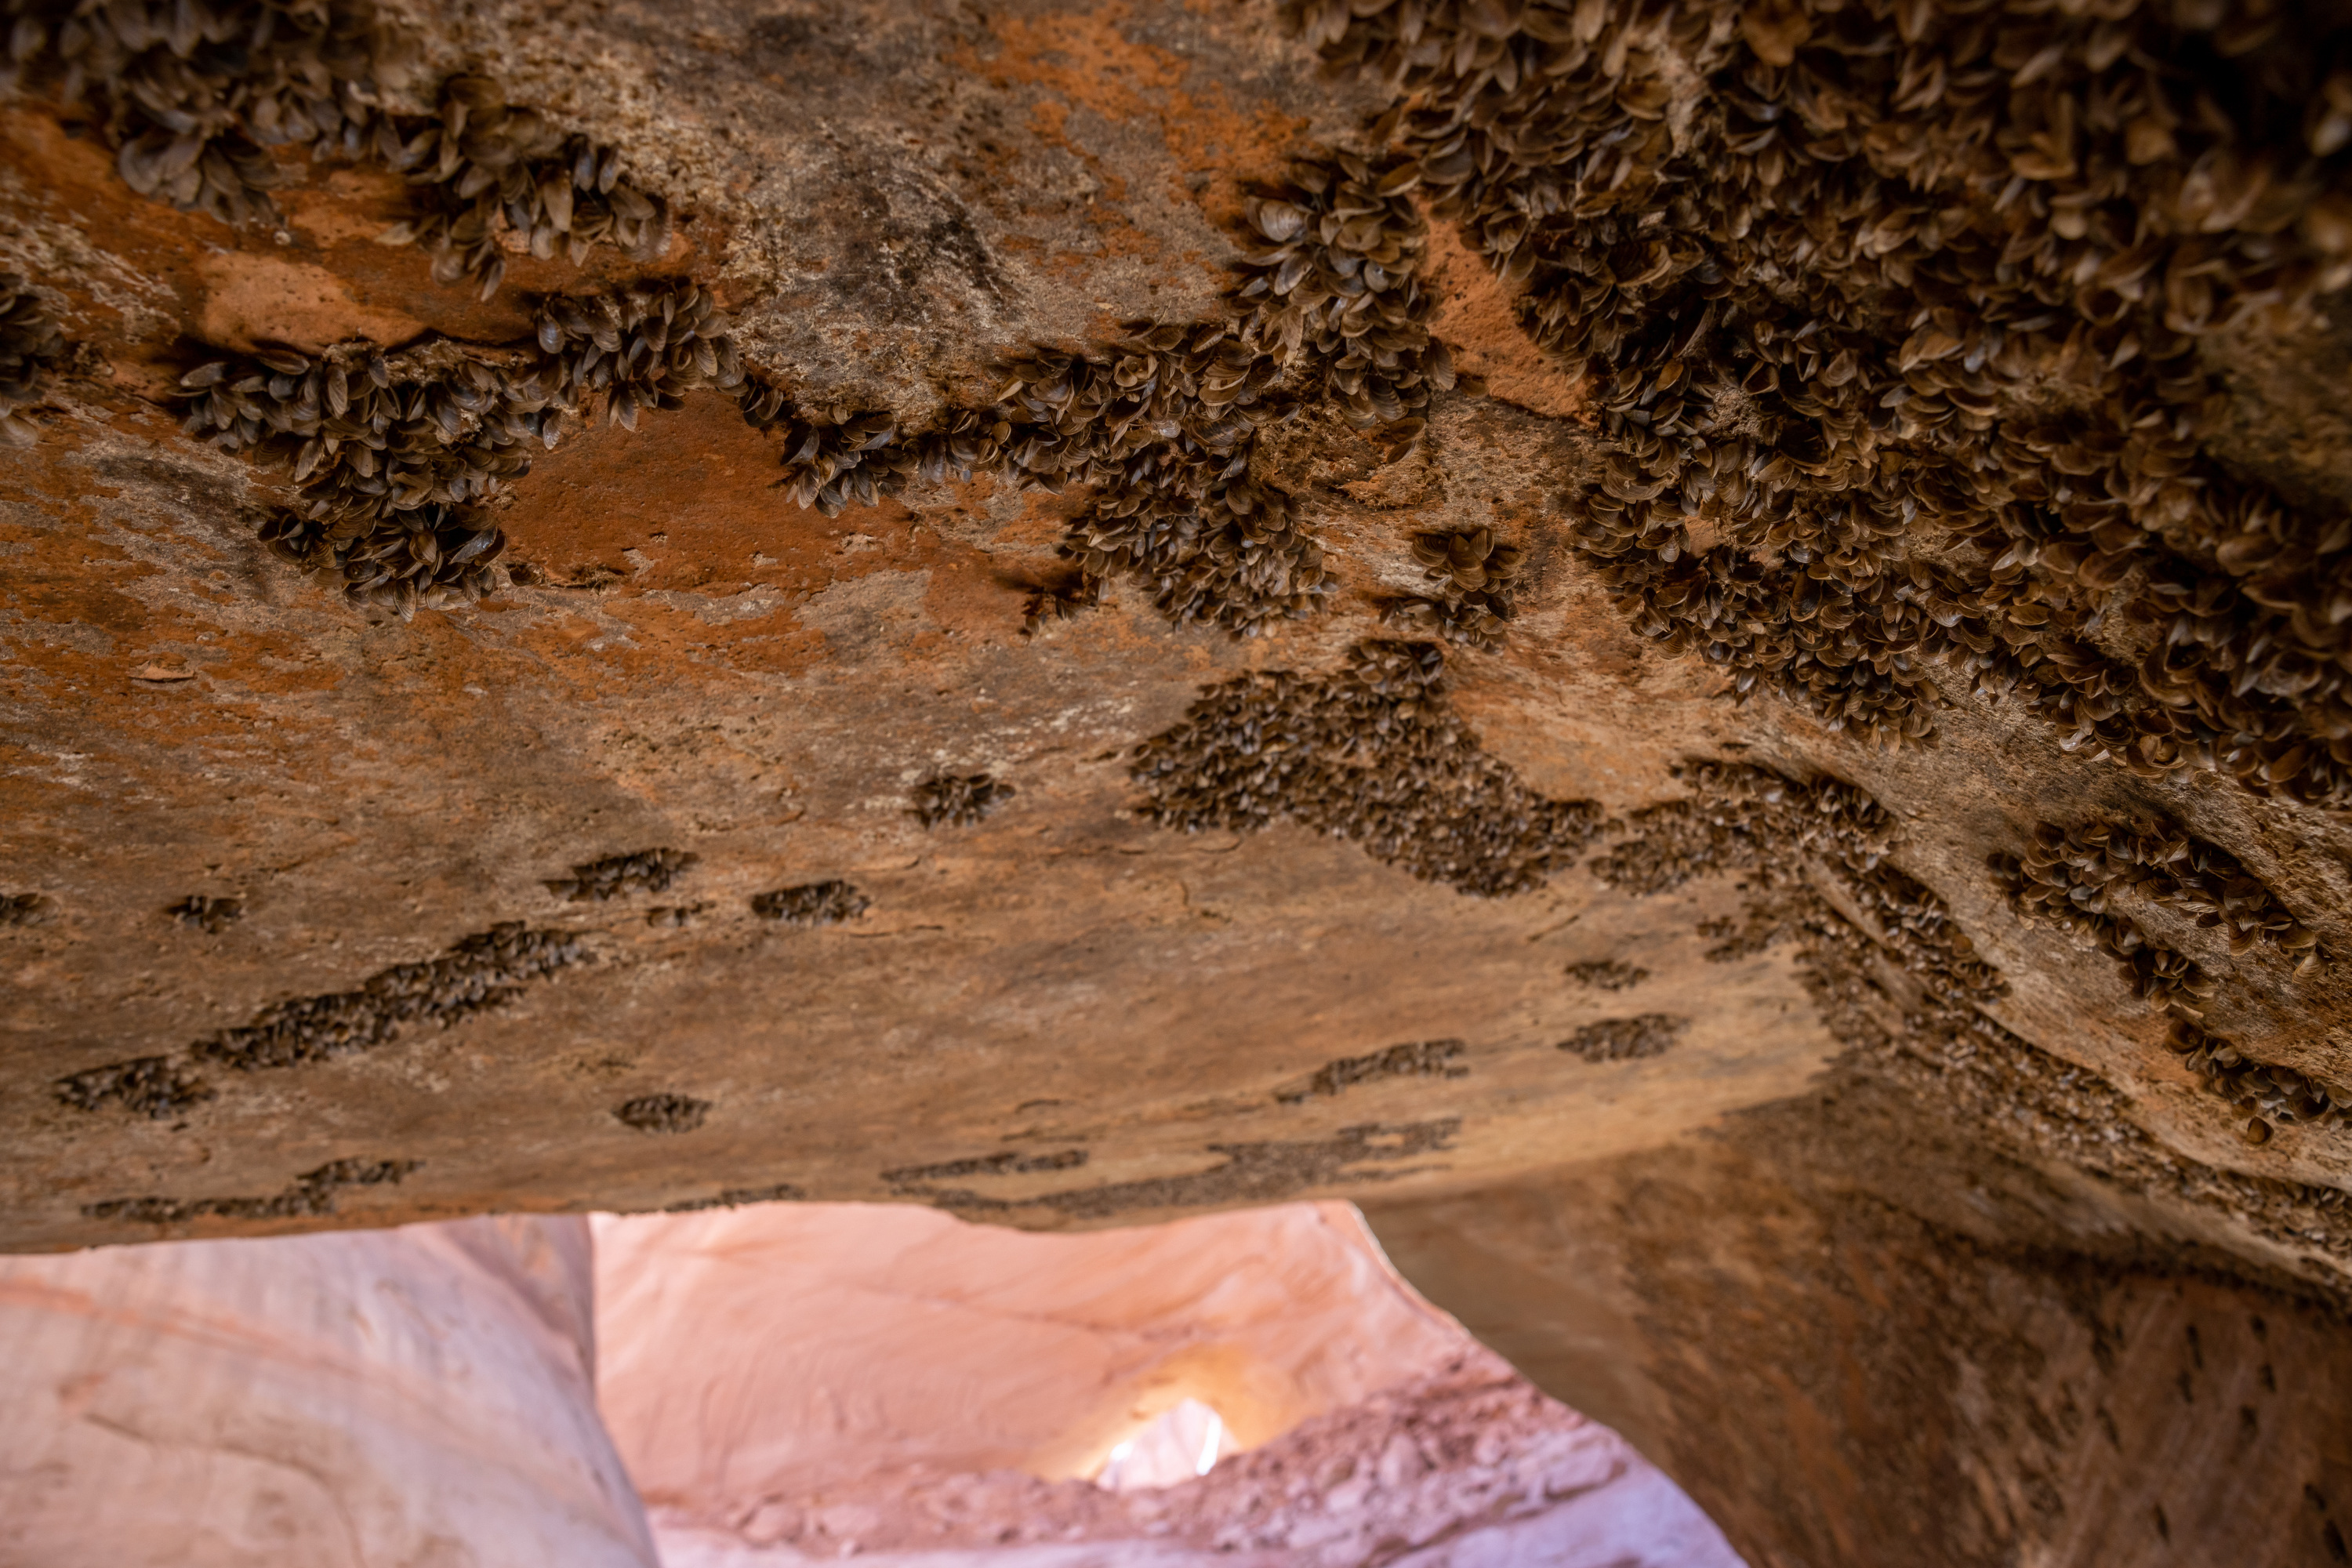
[5,0,2352,1563]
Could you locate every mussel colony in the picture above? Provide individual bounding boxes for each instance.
[9,0,2352,1258]
[1559,1013,1686,1060]
[1391,525,1526,645]
[0,2,667,294]
[0,891,52,927]
[0,0,761,622]
[165,894,245,931]
[52,922,590,1116]
[1564,957,1651,989]
[543,847,699,902]
[178,283,740,617]
[194,920,589,1069]
[880,1148,1096,1211]
[881,1148,1094,1189]
[20,0,2352,815]
[7,0,1450,637]
[1299,0,2352,811]
[2166,1017,2350,1140]
[1805,856,2352,1259]
[1130,639,1603,896]
[1276,1038,1471,1102]
[725,147,1454,636]
[1585,760,1901,897]
[1598,759,2352,1256]
[83,1156,420,1224]
[180,340,545,616]
[1996,814,2319,975]
[0,273,64,447]
[53,1054,215,1119]
[1993,814,2345,1138]
[1584,760,2004,993]
[161,147,1420,631]
[657,1181,804,1214]
[749,880,871,927]
[910,772,1017,828]
[614,1092,710,1134]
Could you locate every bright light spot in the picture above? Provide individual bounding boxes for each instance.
[1093,1399,1228,1492]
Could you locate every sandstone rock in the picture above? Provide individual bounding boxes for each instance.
[0,1199,1737,1568]
[0,1216,655,1568]
[593,1200,1741,1567]
[6,0,2352,1562]
[590,1200,1472,1501]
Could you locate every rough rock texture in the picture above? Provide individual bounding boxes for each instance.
[646,1362,1740,1568]
[7,0,2352,1563]
[0,1214,656,1568]
[1367,1090,2352,1568]
[596,1199,1742,1567]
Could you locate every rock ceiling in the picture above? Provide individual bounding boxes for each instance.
[6,0,2352,1559]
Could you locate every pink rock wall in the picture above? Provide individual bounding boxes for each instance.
[0,1216,655,1568]
[590,1201,1471,1501]
[592,1201,1743,1567]
[0,1199,1741,1568]
[642,1352,1746,1568]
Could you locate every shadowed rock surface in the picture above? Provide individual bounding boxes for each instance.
[6,0,2352,1562]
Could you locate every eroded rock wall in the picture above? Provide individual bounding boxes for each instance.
[593,1198,1742,1566]
[1367,1082,2352,1568]
[0,1198,1740,1568]
[590,1200,1470,1498]
[5,0,2352,1561]
[0,1214,655,1568]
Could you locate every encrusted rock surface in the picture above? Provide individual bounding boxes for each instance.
[6,0,2352,1563]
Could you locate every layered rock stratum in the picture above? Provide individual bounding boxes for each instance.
[5,0,2352,1562]
[0,1214,656,1566]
